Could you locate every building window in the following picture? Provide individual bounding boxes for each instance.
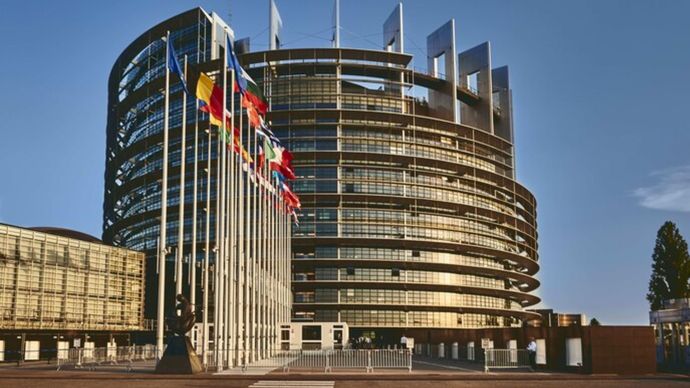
[302,325,322,341]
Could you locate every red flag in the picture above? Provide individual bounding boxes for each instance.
[270,162,296,180]
[242,95,261,128]
[258,144,265,170]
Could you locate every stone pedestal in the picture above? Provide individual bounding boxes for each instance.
[155,336,203,374]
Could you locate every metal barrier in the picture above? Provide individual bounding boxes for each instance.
[203,348,412,373]
[369,349,412,372]
[285,350,328,372]
[55,345,159,371]
[8,346,412,374]
[327,349,369,372]
[483,349,531,372]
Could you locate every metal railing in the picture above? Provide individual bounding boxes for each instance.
[55,345,158,371]
[416,342,534,373]
[200,348,412,373]
[5,346,412,374]
[483,348,531,372]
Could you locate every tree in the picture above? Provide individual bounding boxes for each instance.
[647,221,690,310]
[589,318,600,326]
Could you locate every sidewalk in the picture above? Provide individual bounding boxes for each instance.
[0,364,687,381]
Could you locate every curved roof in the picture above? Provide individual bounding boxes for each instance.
[28,227,102,243]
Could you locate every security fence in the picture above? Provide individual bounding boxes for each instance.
[2,346,411,373]
[55,345,158,371]
[483,348,531,372]
[415,342,533,373]
[203,348,412,373]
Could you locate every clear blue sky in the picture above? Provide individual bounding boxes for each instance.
[1,0,689,325]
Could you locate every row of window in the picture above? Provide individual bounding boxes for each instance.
[294,223,521,255]
[294,289,519,310]
[289,180,518,218]
[293,310,518,328]
[294,267,506,290]
[1,294,140,325]
[294,247,508,271]
[0,238,143,275]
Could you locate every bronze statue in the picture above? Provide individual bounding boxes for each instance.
[166,294,196,336]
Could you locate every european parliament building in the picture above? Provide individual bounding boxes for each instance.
[103,4,539,344]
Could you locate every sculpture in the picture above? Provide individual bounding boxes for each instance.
[155,293,203,374]
[166,294,196,336]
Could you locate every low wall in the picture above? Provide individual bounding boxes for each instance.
[402,325,656,374]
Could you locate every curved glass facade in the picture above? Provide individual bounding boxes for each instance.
[103,8,292,346]
[239,47,540,329]
[104,8,540,332]
[103,9,216,319]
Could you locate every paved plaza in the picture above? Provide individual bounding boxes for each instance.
[0,358,687,388]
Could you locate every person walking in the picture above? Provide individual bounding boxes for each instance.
[400,334,408,350]
[526,337,537,370]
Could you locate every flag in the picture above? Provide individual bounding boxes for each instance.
[272,170,286,185]
[231,127,253,163]
[282,148,294,168]
[241,71,269,115]
[256,120,281,144]
[289,207,300,226]
[281,182,301,208]
[271,162,296,180]
[225,34,268,115]
[167,37,188,95]
[242,95,262,128]
[196,72,231,128]
[264,137,276,162]
[267,142,283,165]
[226,35,248,94]
[257,143,265,170]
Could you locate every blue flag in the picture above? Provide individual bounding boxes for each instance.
[272,170,286,185]
[167,38,189,95]
[226,35,248,95]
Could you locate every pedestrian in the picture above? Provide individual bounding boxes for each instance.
[400,334,408,349]
[526,337,537,370]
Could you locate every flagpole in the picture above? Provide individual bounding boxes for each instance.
[217,35,229,369]
[274,185,285,348]
[285,200,292,330]
[249,112,257,360]
[156,30,171,358]
[227,55,237,366]
[220,32,230,368]
[190,54,199,329]
[202,124,211,368]
[176,55,188,298]
[212,123,221,369]
[271,173,282,348]
[253,127,262,357]
[261,150,273,356]
[238,95,246,364]
[227,66,236,367]
[244,115,251,361]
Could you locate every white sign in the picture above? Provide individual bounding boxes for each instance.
[481,338,494,349]
[73,338,81,348]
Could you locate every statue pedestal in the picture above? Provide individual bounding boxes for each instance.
[155,336,203,374]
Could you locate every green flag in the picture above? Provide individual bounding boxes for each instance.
[264,137,276,161]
